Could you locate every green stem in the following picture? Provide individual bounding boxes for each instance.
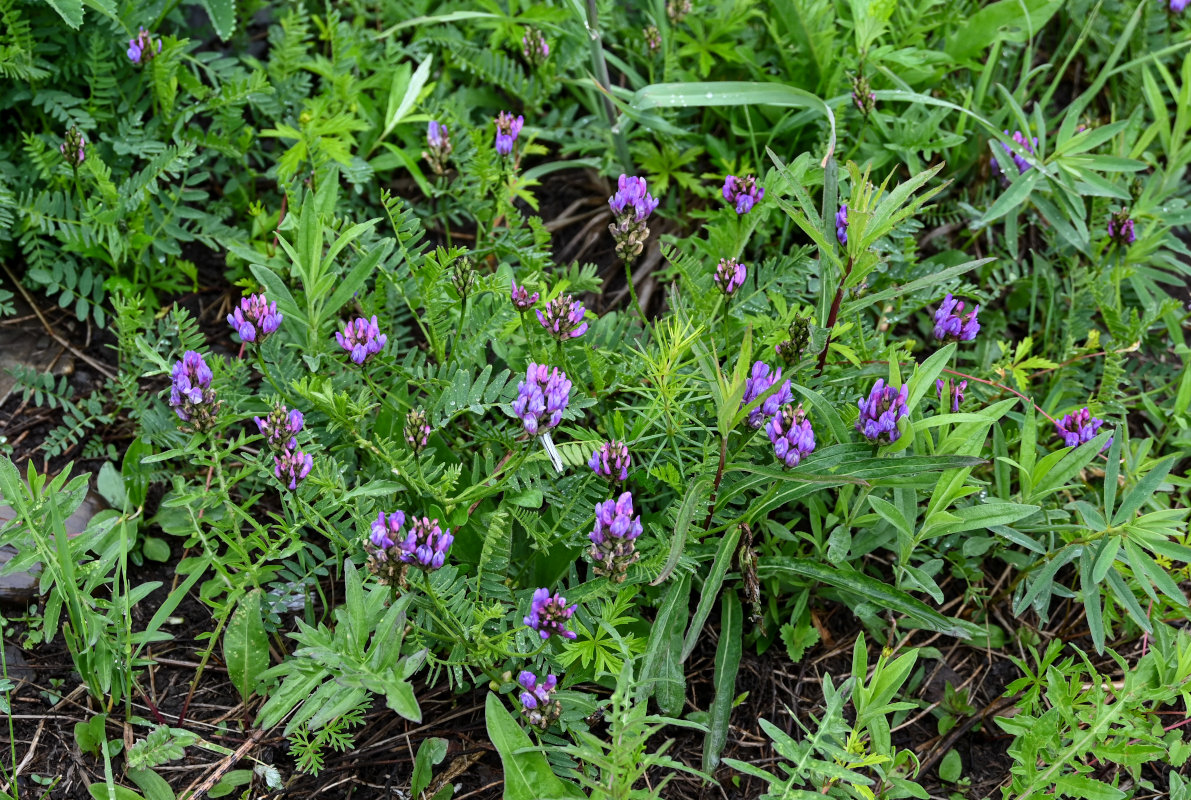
[624,256,644,320]
[583,0,632,173]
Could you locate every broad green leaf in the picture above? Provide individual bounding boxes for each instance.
[652,477,710,586]
[682,526,741,661]
[759,558,978,638]
[703,590,742,773]
[44,0,83,28]
[946,0,1063,61]
[223,590,269,702]
[642,575,689,713]
[411,738,448,798]
[197,0,236,39]
[484,693,583,800]
[127,770,175,800]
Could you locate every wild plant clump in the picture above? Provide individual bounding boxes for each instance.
[1,1,1190,799]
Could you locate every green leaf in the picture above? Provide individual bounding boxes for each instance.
[223,590,269,702]
[196,0,236,39]
[681,526,741,661]
[484,693,583,800]
[141,536,170,563]
[127,770,175,800]
[938,749,963,783]
[703,590,742,773]
[43,0,83,28]
[759,558,978,639]
[1053,775,1126,800]
[1111,457,1174,526]
[96,461,126,508]
[411,738,448,798]
[88,785,146,800]
[642,575,690,714]
[946,0,1063,61]
[652,477,709,586]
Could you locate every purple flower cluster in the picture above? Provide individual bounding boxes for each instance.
[644,25,661,51]
[424,121,452,175]
[1107,209,1136,247]
[227,293,282,344]
[936,379,967,413]
[722,174,765,215]
[169,351,218,430]
[992,130,1038,183]
[589,491,643,582]
[608,175,660,261]
[524,588,577,641]
[512,363,571,436]
[517,671,561,729]
[856,379,908,445]
[740,361,794,429]
[494,112,524,158]
[274,447,313,490]
[337,316,387,365]
[932,294,980,342]
[851,74,876,115]
[536,295,588,340]
[667,0,692,23]
[60,127,85,167]
[510,280,539,311]
[127,27,162,64]
[766,405,815,468]
[405,408,431,454]
[369,510,454,571]
[714,258,747,298]
[1172,0,1188,12]
[589,440,631,482]
[835,204,849,246]
[255,405,303,451]
[522,28,549,67]
[1054,407,1111,450]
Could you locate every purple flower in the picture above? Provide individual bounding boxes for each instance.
[522,27,549,66]
[714,258,747,298]
[766,405,815,468]
[589,491,643,582]
[936,379,966,413]
[424,121,452,174]
[608,175,659,222]
[511,280,539,311]
[835,204,849,246]
[336,315,387,365]
[227,293,282,344]
[991,130,1039,183]
[405,408,431,454]
[60,127,85,167]
[1172,0,1188,12]
[127,27,162,64]
[512,363,571,436]
[274,447,313,490]
[740,361,794,429]
[851,74,877,115]
[608,174,660,261]
[589,441,631,482]
[536,295,588,340]
[371,511,454,570]
[722,174,765,215]
[169,350,218,429]
[523,588,577,640]
[643,25,661,51]
[255,405,304,451]
[1055,408,1111,450]
[517,671,561,728]
[856,379,908,445]
[932,294,980,342]
[494,112,524,158]
[1107,209,1136,247]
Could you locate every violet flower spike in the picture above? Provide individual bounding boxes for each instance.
[835,204,849,246]
[255,405,304,451]
[722,174,765,215]
[405,408,431,454]
[227,293,282,344]
[370,510,406,552]
[856,379,909,445]
[517,671,561,729]
[932,293,980,342]
[494,112,524,158]
[60,127,86,167]
[589,440,631,482]
[126,27,162,64]
[608,174,660,261]
[424,121,453,174]
[397,516,454,570]
[274,447,313,490]
[336,315,387,365]
[740,361,794,429]
[991,130,1039,184]
[169,350,218,430]
[1107,209,1136,247]
[536,294,589,340]
[643,25,661,51]
[588,491,643,582]
[511,363,571,436]
[766,405,815,469]
[1054,407,1112,451]
[714,258,747,298]
[522,27,550,67]
[1172,0,1188,13]
[523,588,578,640]
[510,280,539,311]
[936,379,967,413]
